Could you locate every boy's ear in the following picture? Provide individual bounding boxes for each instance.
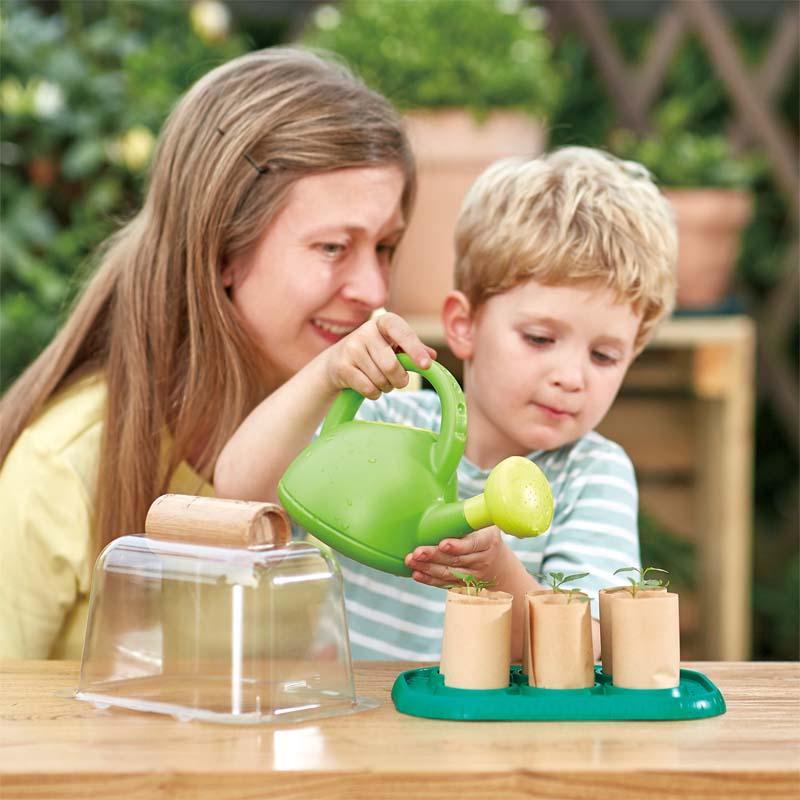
[442,291,476,361]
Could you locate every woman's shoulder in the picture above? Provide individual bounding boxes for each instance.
[23,371,107,458]
[0,373,105,557]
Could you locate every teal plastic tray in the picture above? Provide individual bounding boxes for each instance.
[392,665,726,721]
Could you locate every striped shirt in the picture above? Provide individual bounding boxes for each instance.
[318,390,641,661]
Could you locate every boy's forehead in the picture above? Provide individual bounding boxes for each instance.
[486,279,642,339]
[502,277,635,308]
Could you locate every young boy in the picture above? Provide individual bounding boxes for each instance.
[214,147,678,663]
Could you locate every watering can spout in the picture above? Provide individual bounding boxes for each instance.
[417,501,473,547]
[417,456,554,546]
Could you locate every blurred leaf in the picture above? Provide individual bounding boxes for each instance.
[0,0,249,391]
[299,0,562,118]
[61,138,106,179]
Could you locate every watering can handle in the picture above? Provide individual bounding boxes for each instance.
[319,354,467,482]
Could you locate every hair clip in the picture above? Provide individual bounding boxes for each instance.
[244,153,274,175]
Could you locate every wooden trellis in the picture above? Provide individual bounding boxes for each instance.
[544,0,799,447]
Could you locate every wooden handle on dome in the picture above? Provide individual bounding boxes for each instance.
[145,494,290,548]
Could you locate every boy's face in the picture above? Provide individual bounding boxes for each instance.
[455,279,641,465]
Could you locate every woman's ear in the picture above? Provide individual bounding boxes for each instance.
[441,291,475,361]
[220,261,236,289]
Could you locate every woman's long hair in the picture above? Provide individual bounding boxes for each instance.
[0,48,415,549]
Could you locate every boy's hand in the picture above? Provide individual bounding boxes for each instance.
[405,527,515,588]
[323,312,436,400]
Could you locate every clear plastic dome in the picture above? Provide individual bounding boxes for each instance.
[75,495,372,724]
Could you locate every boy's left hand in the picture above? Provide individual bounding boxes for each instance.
[405,527,512,588]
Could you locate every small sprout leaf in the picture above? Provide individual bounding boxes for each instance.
[448,570,497,596]
[614,564,671,597]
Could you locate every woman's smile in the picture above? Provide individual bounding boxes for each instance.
[310,317,365,343]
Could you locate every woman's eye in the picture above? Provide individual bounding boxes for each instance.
[377,243,396,261]
[318,242,345,258]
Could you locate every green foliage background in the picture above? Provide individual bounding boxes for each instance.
[1,0,796,659]
[302,0,560,116]
[0,0,249,384]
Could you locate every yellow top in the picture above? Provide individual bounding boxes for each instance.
[0,373,214,659]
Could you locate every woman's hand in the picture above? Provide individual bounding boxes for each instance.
[322,312,436,399]
[404,527,519,589]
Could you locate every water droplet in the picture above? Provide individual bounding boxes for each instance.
[368,458,376,464]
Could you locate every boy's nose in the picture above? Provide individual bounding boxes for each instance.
[340,252,388,309]
[550,360,585,392]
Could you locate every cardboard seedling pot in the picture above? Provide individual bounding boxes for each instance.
[611,591,680,689]
[599,586,667,676]
[522,589,555,678]
[528,592,594,689]
[439,587,512,690]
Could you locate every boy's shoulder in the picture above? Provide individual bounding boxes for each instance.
[357,389,442,430]
[533,431,636,488]
[564,429,632,462]
[541,431,637,517]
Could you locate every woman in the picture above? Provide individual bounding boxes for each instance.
[0,47,423,659]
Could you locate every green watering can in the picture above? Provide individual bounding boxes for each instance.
[278,355,554,576]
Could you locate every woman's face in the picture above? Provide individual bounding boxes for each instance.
[224,166,406,385]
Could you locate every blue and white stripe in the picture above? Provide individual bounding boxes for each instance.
[314,390,641,660]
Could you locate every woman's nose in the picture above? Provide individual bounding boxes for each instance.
[341,251,388,309]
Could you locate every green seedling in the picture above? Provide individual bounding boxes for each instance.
[565,588,591,604]
[447,571,497,597]
[614,565,670,598]
[541,571,590,604]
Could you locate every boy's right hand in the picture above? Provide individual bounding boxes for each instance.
[322,312,437,400]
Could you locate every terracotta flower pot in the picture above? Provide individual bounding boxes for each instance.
[663,188,753,310]
[439,587,512,690]
[388,109,546,316]
[610,591,681,689]
[599,586,666,677]
[527,592,594,689]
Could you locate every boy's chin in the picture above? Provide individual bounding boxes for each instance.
[518,427,579,453]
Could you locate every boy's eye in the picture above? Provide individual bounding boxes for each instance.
[524,334,553,346]
[592,350,619,366]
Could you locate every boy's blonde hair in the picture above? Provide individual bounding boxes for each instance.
[454,147,677,351]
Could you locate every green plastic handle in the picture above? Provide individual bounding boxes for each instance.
[319,354,467,483]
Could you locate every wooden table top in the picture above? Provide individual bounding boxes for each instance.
[1,660,798,800]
